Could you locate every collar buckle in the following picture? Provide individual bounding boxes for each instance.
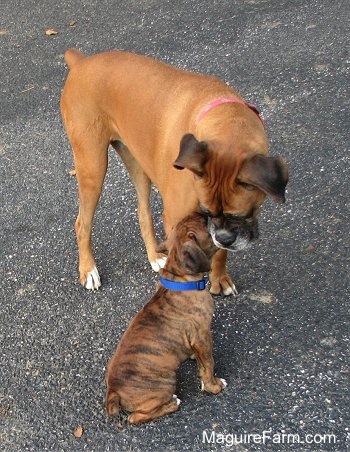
[196,279,206,290]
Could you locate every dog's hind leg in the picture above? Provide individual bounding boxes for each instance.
[106,391,121,416]
[71,135,109,290]
[115,143,167,271]
[128,396,180,425]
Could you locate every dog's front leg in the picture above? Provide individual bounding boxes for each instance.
[116,144,166,271]
[192,333,227,394]
[209,249,238,296]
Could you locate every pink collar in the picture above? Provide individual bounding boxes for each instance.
[195,97,264,127]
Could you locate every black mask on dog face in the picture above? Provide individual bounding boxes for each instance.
[206,213,259,251]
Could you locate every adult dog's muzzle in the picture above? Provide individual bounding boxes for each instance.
[208,216,259,251]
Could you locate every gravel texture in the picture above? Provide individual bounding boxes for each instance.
[1,0,349,450]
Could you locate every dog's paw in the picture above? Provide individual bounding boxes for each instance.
[219,378,227,388]
[173,394,181,406]
[209,273,238,296]
[150,256,167,272]
[83,266,101,290]
[223,284,238,296]
[201,377,227,394]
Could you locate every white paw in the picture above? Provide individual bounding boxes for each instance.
[173,394,181,405]
[150,257,167,272]
[220,378,227,388]
[223,284,238,296]
[201,378,227,391]
[85,266,101,290]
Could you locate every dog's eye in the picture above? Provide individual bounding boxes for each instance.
[200,207,214,217]
[225,210,255,223]
[224,213,243,222]
[238,181,256,191]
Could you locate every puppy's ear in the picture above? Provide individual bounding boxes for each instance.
[239,154,289,203]
[173,134,209,177]
[181,241,211,274]
[157,241,169,255]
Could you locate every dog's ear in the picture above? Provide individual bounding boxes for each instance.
[173,134,209,177]
[181,241,211,274]
[238,154,289,203]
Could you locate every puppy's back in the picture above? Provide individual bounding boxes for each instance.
[106,287,205,413]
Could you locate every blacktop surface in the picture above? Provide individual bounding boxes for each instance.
[1,0,349,450]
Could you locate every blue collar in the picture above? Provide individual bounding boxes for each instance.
[159,276,207,291]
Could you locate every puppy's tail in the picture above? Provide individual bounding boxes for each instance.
[64,48,86,68]
[106,391,121,417]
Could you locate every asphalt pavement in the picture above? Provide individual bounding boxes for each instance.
[1,0,349,450]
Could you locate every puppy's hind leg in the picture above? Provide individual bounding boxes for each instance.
[128,396,180,425]
[106,391,121,416]
[115,143,166,272]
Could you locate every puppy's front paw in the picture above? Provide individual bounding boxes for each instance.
[201,377,227,394]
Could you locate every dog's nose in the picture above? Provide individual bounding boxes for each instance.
[215,230,237,247]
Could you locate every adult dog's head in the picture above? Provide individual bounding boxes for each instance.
[173,134,288,251]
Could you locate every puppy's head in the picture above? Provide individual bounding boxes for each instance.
[173,134,289,251]
[158,213,217,276]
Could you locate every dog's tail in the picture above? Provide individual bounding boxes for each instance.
[64,48,86,68]
[106,390,121,417]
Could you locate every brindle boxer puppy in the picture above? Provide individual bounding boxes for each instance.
[61,49,288,294]
[105,213,226,425]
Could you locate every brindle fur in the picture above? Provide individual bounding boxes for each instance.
[105,213,226,425]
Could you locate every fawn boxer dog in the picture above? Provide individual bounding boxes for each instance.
[61,49,288,294]
[105,213,226,424]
